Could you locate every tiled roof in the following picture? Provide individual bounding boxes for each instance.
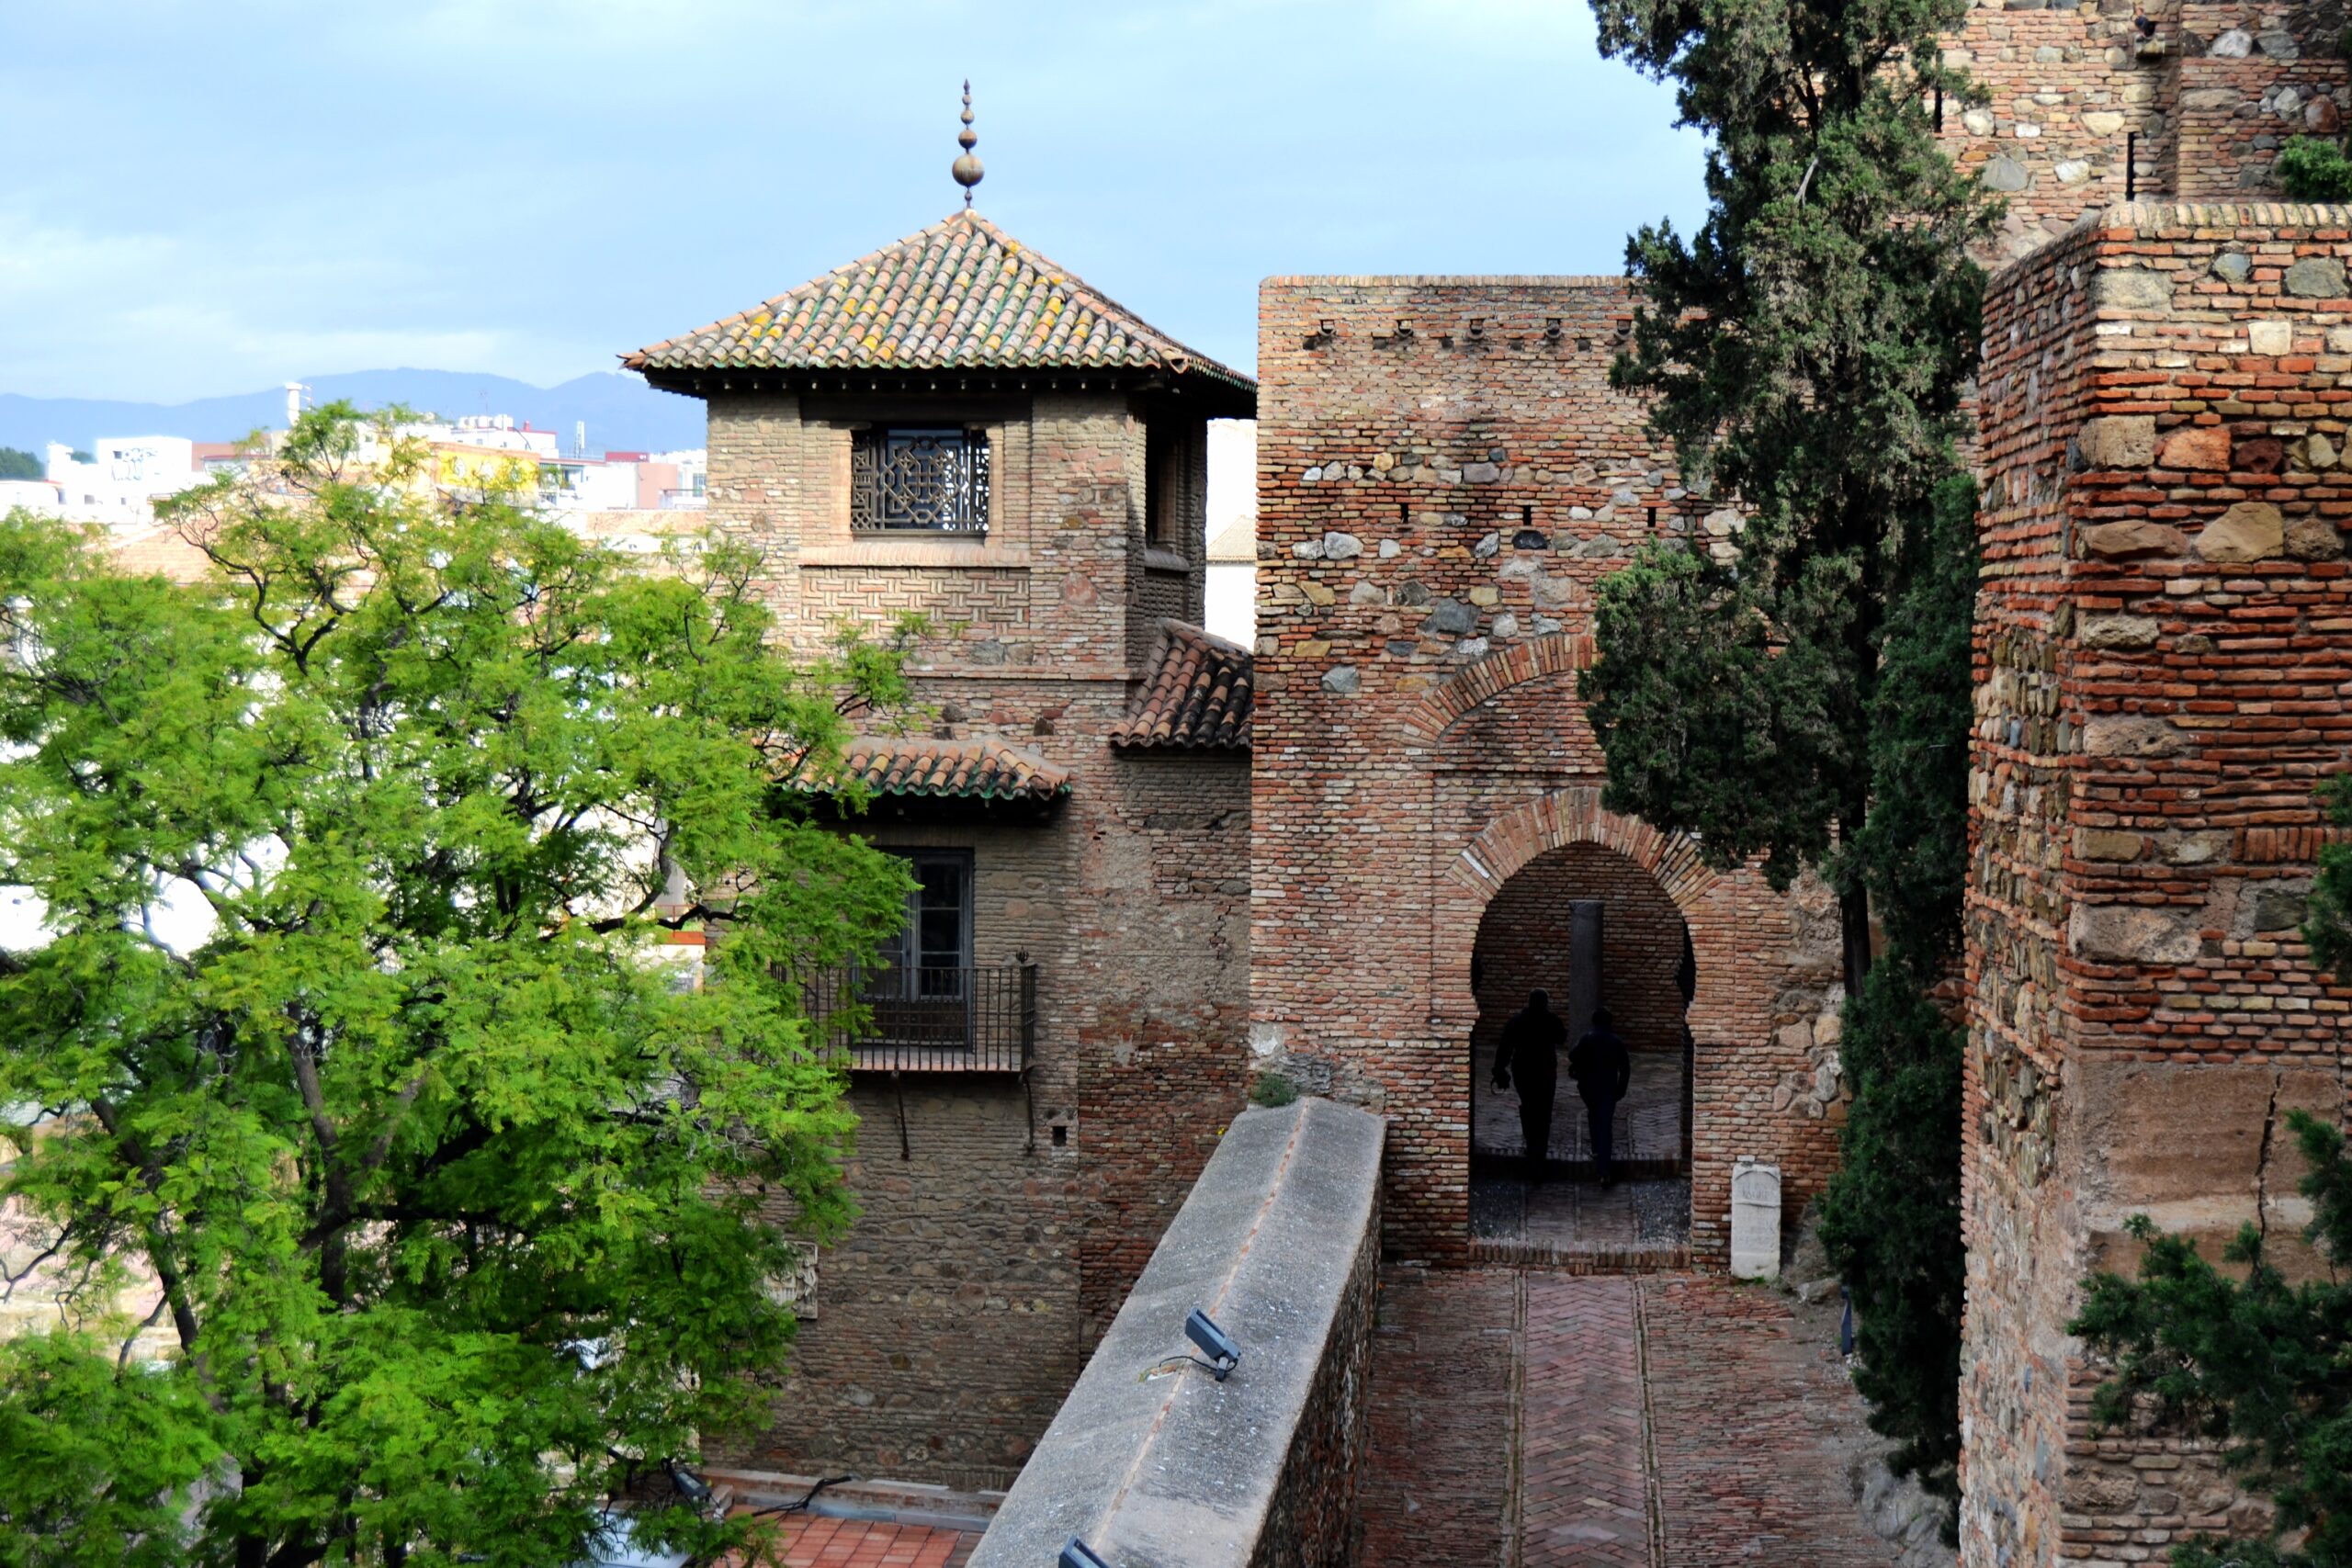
[1206,512,1256,564]
[624,210,1253,400]
[724,1515,979,1567]
[839,737,1070,803]
[1113,621,1253,750]
[105,525,217,585]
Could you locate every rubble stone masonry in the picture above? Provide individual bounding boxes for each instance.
[1941,0,2349,264]
[1964,201,2352,1566]
[1252,277,1845,1268]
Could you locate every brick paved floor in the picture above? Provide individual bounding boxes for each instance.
[1642,1278,1901,1567]
[1474,1051,1684,1166]
[1358,1267,1522,1567]
[1471,1174,1691,1251]
[1361,1268,1911,1568]
[1521,1278,1650,1567]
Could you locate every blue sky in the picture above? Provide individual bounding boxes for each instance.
[0,1,1706,404]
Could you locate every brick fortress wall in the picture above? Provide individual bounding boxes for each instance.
[700,389,1250,1489]
[1940,0,2348,265]
[1251,278,1846,1268]
[1962,201,2352,1566]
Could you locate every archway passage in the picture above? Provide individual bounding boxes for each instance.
[1469,841,1693,1261]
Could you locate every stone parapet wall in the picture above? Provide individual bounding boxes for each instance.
[967,1099,1384,1568]
[1251,277,1843,1267]
[1962,200,2352,1567]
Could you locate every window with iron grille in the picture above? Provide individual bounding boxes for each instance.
[851,426,989,533]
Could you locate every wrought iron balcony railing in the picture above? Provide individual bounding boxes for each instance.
[804,961,1037,1073]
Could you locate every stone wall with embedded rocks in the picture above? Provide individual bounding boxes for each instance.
[1962,200,2352,1568]
[1251,276,1847,1268]
[1940,0,2349,265]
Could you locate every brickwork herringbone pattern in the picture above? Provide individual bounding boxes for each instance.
[1357,1268,1521,1567]
[1363,1269,1912,1568]
[1521,1277,1651,1567]
[1642,1278,1902,1567]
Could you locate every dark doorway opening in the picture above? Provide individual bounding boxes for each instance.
[1467,843,1692,1264]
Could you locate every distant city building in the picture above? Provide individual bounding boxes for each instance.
[1205,511,1254,645]
[6,412,707,533]
[43,437,213,528]
[1204,419,1256,645]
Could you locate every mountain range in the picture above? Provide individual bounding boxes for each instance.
[0,369,707,457]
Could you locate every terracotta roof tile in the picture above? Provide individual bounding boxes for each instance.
[726,1514,979,1568]
[103,525,217,585]
[624,210,1253,401]
[1112,621,1253,750]
[838,737,1070,803]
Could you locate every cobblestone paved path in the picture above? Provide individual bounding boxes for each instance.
[1360,1267,1913,1567]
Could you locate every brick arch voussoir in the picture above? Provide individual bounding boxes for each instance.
[1446,787,1720,915]
[1396,631,1598,754]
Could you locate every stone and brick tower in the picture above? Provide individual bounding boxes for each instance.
[1965,202,2352,1564]
[626,205,1258,1487]
[1940,0,2350,262]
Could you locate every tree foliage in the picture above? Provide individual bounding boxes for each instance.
[1815,473,1979,1517]
[2303,774,2352,980]
[0,405,914,1566]
[1585,0,1994,1523]
[1582,0,1996,989]
[2075,1114,2352,1568]
[0,447,40,481]
[2075,762,2352,1566]
[0,1330,224,1568]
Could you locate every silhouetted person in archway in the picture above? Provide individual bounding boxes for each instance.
[1491,988,1566,1183]
[1569,1005,1633,1190]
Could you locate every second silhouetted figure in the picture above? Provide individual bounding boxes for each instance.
[1567,1006,1633,1190]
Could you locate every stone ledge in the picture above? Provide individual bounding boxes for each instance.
[1994,200,2352,284]
[968,1097,1385,1568]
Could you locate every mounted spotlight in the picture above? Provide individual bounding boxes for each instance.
[1184,1308,1239,1381]
[1059,1536,1112,1568]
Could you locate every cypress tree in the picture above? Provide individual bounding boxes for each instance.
[1583,0,1995,993]
[1584,0,1996,1524]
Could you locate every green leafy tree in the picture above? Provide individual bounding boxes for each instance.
[1582,0,1996,992]
[1815,473,1979,1517]
[2074,1115,2352,1568]
[2305,776,2352,980]
[1585,0,1994,1520]
[0,405,913,1567]
[0,447,41,481]
[0,1330,225,1567]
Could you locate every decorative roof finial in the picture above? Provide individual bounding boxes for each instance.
[952,80,984,208]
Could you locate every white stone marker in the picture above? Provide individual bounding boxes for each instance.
[1730,1157,1781,1280]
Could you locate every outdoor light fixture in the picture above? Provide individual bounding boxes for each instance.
[1059,1536,1112,1568]
[1184,1308,1239,1381]
[663,1461,712,1506]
